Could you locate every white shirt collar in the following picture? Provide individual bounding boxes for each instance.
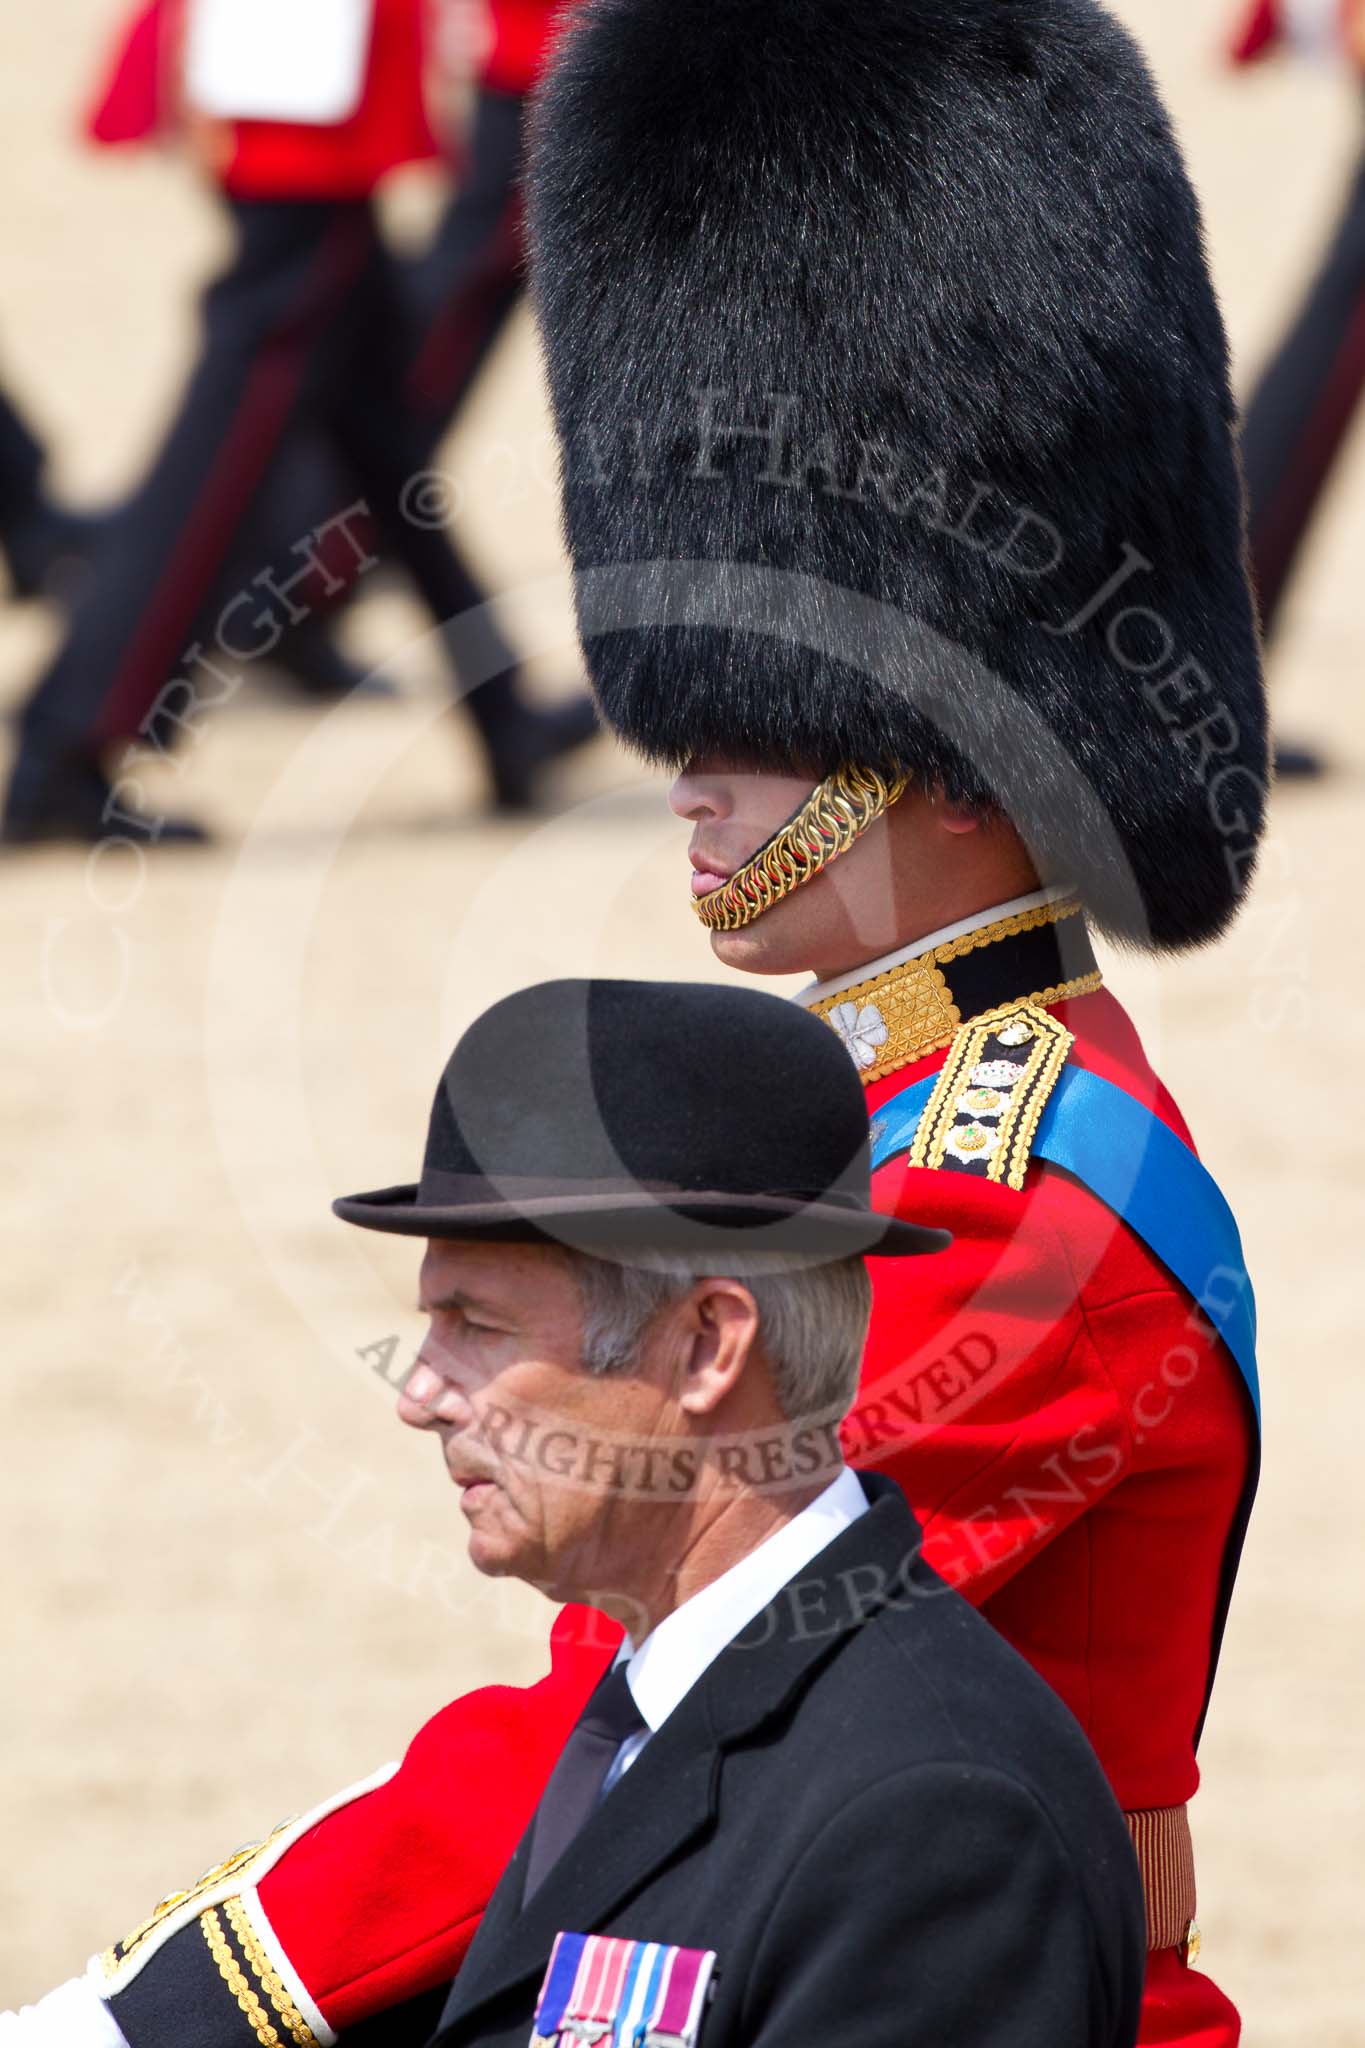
[620,1467,870,1734]
[796,883,1075,1009]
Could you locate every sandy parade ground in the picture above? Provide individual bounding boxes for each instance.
[1,1,1363,2035]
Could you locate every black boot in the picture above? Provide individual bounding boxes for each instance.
[1,752,209,847]
[479,693,602,812]
[265,615,398,702]
[0,501,100,604]
[1273,740,1327,781]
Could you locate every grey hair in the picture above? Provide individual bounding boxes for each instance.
[565,1247,873,1426]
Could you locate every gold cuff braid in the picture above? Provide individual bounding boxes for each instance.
[199,1897,320,2048]
[691,764,910,933]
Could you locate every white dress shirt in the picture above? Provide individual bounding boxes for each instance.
[605,1465,870,1789]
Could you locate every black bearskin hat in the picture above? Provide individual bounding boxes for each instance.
[528,0,1267,952]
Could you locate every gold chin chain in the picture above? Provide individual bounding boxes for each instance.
[692,763,910,933]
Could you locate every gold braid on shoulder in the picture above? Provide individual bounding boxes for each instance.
[692,764,909,932]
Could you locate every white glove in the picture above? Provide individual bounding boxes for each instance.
[0,1973,128,2048]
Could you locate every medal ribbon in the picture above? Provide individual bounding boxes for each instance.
[573,1934,634,2030]
[534,1931,587,2040]
[645,1944,715,2043]
[534,1933,717,2048]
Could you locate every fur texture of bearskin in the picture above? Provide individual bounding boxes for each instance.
[528,0,1266,951]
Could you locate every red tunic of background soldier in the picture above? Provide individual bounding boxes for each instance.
[82,0,574,691]
[86,0,559,191]
[33,4,1266,2047]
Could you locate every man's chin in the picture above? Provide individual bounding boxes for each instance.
[464,1534,520,1579]
[462,1514,531,1581]
[709,924,808,978]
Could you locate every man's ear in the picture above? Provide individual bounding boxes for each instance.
[675,1279,761,1416]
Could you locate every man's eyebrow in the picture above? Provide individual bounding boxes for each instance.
[417,1286,493,1314]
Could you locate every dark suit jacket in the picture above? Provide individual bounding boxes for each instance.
[420,1475,1144,2048]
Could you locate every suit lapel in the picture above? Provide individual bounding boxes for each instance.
[434,1730,719,2041]
[432,1825,537,2030]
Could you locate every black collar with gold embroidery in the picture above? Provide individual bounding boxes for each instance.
[806,898,1101,1084]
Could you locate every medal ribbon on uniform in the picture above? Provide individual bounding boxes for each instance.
[531,1931,717,2048]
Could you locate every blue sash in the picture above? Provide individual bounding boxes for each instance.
[872,1063,1261,1429]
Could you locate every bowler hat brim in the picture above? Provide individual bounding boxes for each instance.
[333,1182,948,1258]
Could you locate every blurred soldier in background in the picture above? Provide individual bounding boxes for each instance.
[0,0,596,847]
[226,0,577,704]
[1229,0,1365,774]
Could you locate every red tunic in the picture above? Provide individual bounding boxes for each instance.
[483,0,571,95]
[219,0,437,199]
[84,0,570,193]
[1225,0,1365,65]
[1226,0,1284,61]
[860,987,1252,1815]
[237,983,1252,2046]
[86,0,436,196]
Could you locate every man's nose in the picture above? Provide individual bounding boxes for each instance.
[668,767,727,822]
[396,1359,471,1431]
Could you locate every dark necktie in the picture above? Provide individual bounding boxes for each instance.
[522,1662,647,1902]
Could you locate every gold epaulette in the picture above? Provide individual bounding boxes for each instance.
[99,1760,399,2006]
[101,1823,296,1984]
[904,1000,1075,1191]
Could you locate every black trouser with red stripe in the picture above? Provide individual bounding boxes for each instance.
[1240,113,1365,640]
[402,84,527,431]
[9,189,523,798]
[241,85,528,617]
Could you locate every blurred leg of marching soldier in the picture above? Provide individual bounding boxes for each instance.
[1,0,595,845]
[403,0,557,401]
[406,87,527,427]
[231,78,531,705]
[231,9,556,702]
[1240,115,1365,646]
[1226,1,1365,776]
[0,377,93,603]
[1,200,587,843]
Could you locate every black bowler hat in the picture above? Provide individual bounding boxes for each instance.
[334,980,947,1260]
